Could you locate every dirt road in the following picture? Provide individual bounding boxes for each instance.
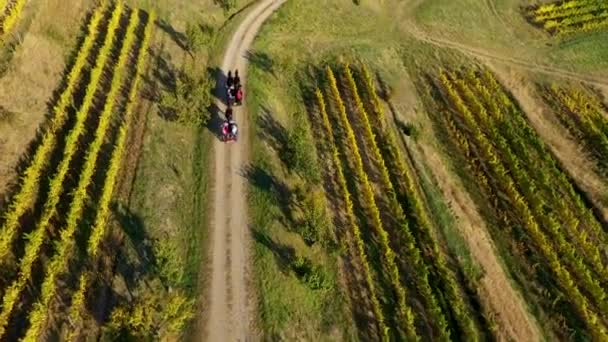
[407,24,608,87]
[396,0,608,87]
[204,1,286,341]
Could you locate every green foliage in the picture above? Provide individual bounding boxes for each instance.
[295,188,331,246]
[162,293,196,333]
[291,255,332,291]
[154,237,186,286]
[285,112,321,182]
[401,121,421,140]
[160,69,213,127]
[185,21,214,53]
[215,0,236,12]
[103,291,195,340]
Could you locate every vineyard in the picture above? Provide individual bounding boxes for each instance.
[540,83,608,176]
[0,0,26,39]
[526,0,608,34]
[421,66,608,340]
[307,63,493,340]
[0,1,154,339]
[2,0,608,339]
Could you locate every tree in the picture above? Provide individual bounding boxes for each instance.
[160,69,213,127]
[185,21,214,54]
[285,112,321,182]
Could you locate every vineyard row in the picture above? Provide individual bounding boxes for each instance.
[436,67,608,339]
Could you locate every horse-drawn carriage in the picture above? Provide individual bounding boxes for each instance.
[221,70,243,142]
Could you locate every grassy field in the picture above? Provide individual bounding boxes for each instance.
[413,0,608,72]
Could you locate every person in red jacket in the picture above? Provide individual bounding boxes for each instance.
[236,85,243,106]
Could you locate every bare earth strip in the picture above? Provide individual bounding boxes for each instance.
[203,1,287,341]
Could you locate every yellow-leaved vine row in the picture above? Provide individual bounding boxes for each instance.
[22,9,142,341]
[326,66,418,341]
[528,0,608,34]
[547,85,608,173]
[356,63,479,340]
[477,70,608,271]
[473,69,608,328]
[438,69,608,339]
[88,11,155,258]
[0,0,27,38]
[481,71,608,254]
[66,12,155,337]
[64,271,89,342]
[453,73,608,313]
[0,3,124,337]
[467,72,608,279]
[0,1,7,20]
[315,89,389,341]
[343,63,454,338]
[0,1,108,264]
[464,68,608,275]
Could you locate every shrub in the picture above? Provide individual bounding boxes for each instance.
[160,69,213,127]
[298,189,331,246]
[285,112,321,182]
[185,21,214,53]
[400,121,421,141]
[291,255,331,290]
[102,291,194,340]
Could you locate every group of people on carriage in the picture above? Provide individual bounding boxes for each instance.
[221,70,243,142]
[226,70,243,106]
